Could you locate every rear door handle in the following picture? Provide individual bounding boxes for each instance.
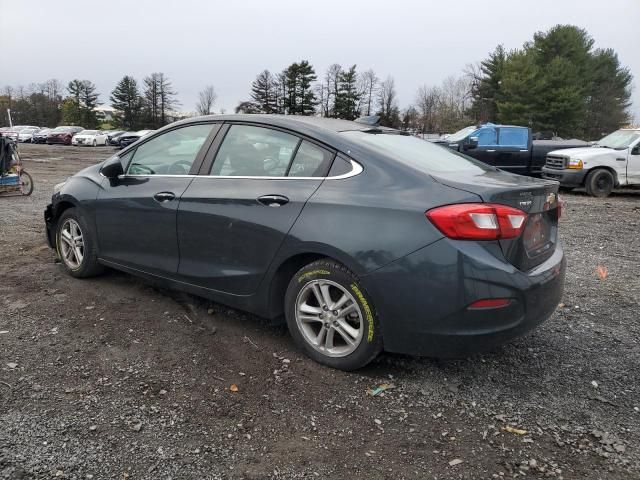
[153,191,176,202]
[257,194,289,207]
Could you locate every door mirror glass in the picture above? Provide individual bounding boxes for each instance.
[100,156,124,178]
[632,144,640,155]
[467,136,479,149]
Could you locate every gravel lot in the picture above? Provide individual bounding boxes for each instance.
[1,144,639,479]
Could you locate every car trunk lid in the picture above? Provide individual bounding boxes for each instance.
[431,169,560,271]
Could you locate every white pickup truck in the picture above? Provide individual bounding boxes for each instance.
[541,128,640,197]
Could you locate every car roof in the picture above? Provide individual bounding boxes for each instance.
[173,114,399,134]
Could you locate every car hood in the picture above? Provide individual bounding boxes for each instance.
[547,146,617,159]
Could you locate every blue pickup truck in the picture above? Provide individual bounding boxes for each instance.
[433,123,588,177]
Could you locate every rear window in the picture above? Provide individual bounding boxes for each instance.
[340,131,492,173]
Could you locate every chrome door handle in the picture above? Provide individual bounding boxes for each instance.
[486,149,496,152]
[257,194,289,207]
[153,191,176,202]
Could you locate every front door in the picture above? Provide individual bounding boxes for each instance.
[496,126,531,175]
[95,123,217,274]
[626,140,640,185]
[177,124,335,295]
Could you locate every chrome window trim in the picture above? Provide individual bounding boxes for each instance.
[116,159,363,181]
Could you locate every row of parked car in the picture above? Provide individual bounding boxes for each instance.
[0,125,155,149]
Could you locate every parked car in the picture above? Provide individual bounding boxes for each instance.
[3,125,39,141]
[47,126,84,145]
[117,129,155,149]
[32,128,52,144]
[107,130,125,145]
[17,127,41,143]
[542,128,640,197]
[71,130,109,147]
[44,115,565,370]
[434,123,588,176]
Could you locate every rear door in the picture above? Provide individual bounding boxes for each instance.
[176,123,334,295]
[497,126,532,175]
[94,123,218,275]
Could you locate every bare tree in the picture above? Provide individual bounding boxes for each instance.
[415,84,441,133]
[322,64,342,117]
[196,85,217,115]
[377,76,400,127]
[358,69,378,116]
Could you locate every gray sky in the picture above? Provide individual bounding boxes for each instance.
[1,0,638,122]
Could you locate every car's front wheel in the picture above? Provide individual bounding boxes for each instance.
[55,208,104,278]
[285,259,383,370]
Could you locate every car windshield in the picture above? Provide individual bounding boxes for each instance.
[340,131,492,173]
[596,130,640,149]
[82,130,97,135]
[445,126,478,142]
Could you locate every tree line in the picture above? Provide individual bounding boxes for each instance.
[236,25,632,138]
[1,25,633,139]
[0,73,181,131]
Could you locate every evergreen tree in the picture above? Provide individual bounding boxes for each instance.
[469,45,506,122]
[110,75,142,130]
[250,70,278,113]
[66,79,99,127]
[334,65,360,120]
[282,61,317,115]
[584,48,632,138]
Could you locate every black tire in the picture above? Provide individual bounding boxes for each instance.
[55,207,104,278]
[585,169,614,198]
[284,259,383,370]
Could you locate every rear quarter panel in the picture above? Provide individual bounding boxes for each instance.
[278,157,481,276]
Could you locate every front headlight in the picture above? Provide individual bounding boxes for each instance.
[567,158,583,169]
[53,180,67,194]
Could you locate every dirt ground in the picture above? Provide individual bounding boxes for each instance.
[1,144,639,479]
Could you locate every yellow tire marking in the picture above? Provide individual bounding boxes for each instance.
[350,283,374,342]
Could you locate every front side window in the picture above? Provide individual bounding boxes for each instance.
[127,124,214,175]
[475,127,498,146]
[211,125,300,177]
[499,127,528,148]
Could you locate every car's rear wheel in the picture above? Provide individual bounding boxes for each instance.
[585,169,614,197]
[285,259,383,370]
[55,208,104,278]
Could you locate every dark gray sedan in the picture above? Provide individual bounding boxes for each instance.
[44,115,565,370]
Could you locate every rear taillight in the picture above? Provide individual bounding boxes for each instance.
[426,203,527,240]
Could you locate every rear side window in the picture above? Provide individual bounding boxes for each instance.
[288,141,333,177]
[499,127,528,148]
[211,125,299,177]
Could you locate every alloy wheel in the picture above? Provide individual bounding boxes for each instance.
[295,279,364,357]
[59,219,84,269]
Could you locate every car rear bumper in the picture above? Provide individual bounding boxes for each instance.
[361,238,566,357]
[541,167,586,187]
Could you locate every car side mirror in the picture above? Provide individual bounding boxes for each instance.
[632,145,640,155]
[100,156,124,178]
[466,136,479,150]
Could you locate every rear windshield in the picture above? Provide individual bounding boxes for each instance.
[340,131,492,173]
